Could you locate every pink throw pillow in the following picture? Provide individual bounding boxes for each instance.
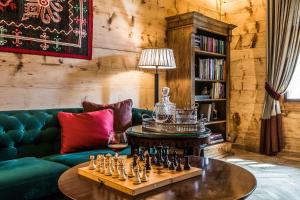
[58,109,114,154]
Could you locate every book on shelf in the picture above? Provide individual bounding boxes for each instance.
[210,82,225,99]
[195,35,226,54]
[198,58,226,81]
[195,95,210,101]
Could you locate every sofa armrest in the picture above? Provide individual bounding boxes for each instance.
[132,108,152,126]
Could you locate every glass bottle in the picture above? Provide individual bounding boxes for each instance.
[152,87,176,123]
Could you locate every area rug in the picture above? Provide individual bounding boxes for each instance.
[0,0,93,60]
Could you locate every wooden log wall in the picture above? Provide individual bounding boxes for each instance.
[0,0,221,111]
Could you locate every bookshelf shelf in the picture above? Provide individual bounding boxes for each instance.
[206,120,226,125]
[195,98,227,102]
[166,12,236,154]
[195,79,226,83]
[195,48,226,58]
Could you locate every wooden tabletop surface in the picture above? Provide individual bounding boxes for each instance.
[58,157,256,200]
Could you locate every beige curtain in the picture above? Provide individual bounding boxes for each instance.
[260,0,300,155]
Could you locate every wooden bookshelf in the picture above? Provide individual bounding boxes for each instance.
[166,12,236,152]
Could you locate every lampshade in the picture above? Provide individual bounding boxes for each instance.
[138,48,176,69]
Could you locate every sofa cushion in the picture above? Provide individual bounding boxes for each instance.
[82,99,133,132]
[0,157,69,200]
[43,147,131,167]
[58,110,114,154]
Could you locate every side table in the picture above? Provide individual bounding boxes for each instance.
[126,125,211,156]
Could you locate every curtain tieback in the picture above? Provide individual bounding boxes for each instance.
[265,82,281,100]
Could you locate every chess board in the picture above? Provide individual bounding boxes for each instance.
[78,158,202,196]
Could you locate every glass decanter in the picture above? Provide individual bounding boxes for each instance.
[152,87,176,123]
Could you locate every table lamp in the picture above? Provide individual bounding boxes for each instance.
[138,48,176,103]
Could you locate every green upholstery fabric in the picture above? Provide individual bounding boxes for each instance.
[0,157,69,200]
[0,108,150,161]
[43,147,131,167]
[0,108,82,161]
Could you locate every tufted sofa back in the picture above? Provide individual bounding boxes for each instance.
[0,108,151,161]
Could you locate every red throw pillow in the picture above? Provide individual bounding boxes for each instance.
[58,109,114,154]
[82,99,133,132]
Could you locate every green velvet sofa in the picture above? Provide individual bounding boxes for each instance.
[0,108,151,200]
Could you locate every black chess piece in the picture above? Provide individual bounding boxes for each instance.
[139,147,145,161]
[183,156,191,170]
[169,158,176,170]
[145,154,152,171]
[156,145,163,167]
[163,146,170,168]
[175,157,182,172]
[151,146,157,164]
[133,153,138,168]
[173,150,178,167]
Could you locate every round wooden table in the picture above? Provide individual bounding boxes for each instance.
[58,157,256,200]
[126,125,211,156]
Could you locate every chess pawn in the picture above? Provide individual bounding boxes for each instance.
[100,155,105,174]
[88,155,96,170]
[175,157,182,172]
[151,146,157,165]
[141,166,148,182]
[169,158,176,171]
[133,166,141,184]
[145,154,152,171]
[112,157,120,178]
[105,155,112,176]
[127,162,135,178]
[96,155,101,172]
[118,160,127,181]
[183,156,191,170]
[173,150,178,167]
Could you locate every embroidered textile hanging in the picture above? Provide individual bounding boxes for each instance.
[0,0,93,59]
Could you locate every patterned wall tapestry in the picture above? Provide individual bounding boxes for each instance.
[0,0,93,60]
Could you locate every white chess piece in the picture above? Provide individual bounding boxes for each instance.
[100,155,105,174]
[105,154,112,176]
[112,157,120,178]
[141,166,148,182]
[127,162,135,178]
[118,160,127,181]
[133,166,141,184]
[88,155,96,170]
[96,155,101,172]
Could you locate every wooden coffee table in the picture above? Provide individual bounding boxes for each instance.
[58,157,256,200]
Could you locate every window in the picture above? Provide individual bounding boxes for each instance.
[286,59,300,100]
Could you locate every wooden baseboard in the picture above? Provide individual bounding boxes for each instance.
[204,142,232,158]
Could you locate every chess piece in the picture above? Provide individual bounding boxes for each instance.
[118,160,127,181]
[88,155,96,170]
[141,166,148,182]
[173,150,178,167]
[145,154,152,171]
[151,146,157,164]
[112,157,120,178]
[139,147,145,161]
[156,146,163,167]
[175,157,182,172]
[96,155,101,172]
[127,162,135,178]
[100,155,105,174]
[163,146,170,168]
[169,158,176,170]
[183,156,191,170]
[105,154,112,176]
[133,153,138,168]
[133,166,141,184]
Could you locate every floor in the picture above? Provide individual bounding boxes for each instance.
[221,149,300,200]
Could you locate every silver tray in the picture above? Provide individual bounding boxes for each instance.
[142,115,205,134]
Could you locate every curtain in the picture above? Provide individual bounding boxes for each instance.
[260,0,300,155]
